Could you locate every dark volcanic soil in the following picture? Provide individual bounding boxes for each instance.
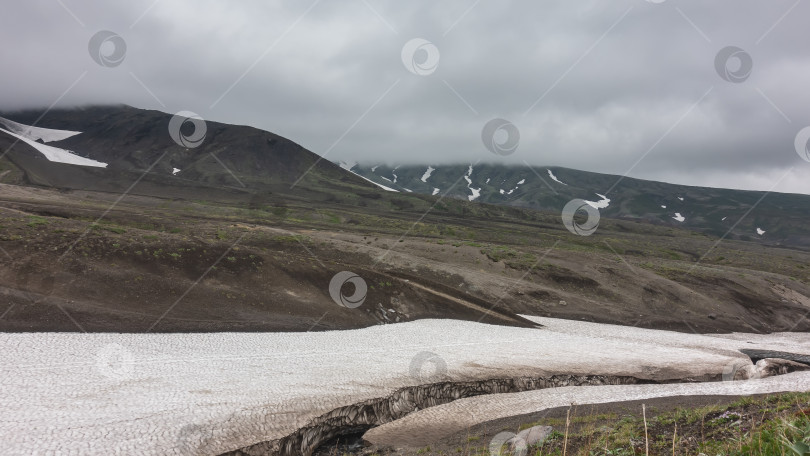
[1,182,809,333]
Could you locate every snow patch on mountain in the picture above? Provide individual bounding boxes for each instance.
[0,117,81,143]
[172,168,181,175]
[756,228,766,236]
[673,213,685,222]
[348,169,398,192]
[547,170,568,185]
[498,176,527,197]
[432,188,440,196]
[0,127,107,168]
[464,165,481,201]
[585,193,610,209]
[420,166,435,183]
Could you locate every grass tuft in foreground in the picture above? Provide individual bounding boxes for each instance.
[445,392,810,456]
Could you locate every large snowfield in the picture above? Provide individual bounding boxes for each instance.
[1,316,809,455]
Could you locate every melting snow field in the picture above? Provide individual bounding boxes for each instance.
[1,317,809,455]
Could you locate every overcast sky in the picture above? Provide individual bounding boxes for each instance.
[2,0,810,194]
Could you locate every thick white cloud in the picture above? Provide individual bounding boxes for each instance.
[1,0,809,193]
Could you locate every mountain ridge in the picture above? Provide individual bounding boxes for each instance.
[347,162,810,249]
[2,104,808,249]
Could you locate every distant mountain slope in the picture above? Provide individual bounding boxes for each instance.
[2,105,808,249]
[0,105,392,207]
[348,162,810,249]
